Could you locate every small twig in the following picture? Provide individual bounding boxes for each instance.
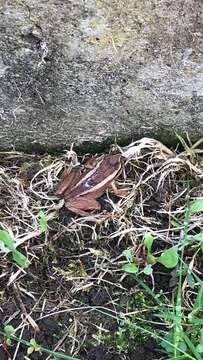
[12,283,40,333]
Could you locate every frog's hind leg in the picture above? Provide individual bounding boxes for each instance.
[56,168,82,196]
[66,197,101,216]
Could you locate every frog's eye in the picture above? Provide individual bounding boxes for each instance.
[108,155,120,166]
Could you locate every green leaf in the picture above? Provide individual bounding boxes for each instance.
[4,325,15,338]
[12,250,30,268]
[0,230,30,268]
[189,318,203,325]
[160,331,173,353]
[122,249,134,262]
[192,233,203,242]
[186,273,195,289]
[143,264,153,275]
[122,263,138,274]
[38,210,48,233]
[158,246,179,269]
[147,253,157,265]
[189,199,203,214]
[144,232,154,253]
[0,230,15,251]
[191,283,203,314]
[29,338,41,351]
[161,330,187,355]
[27,346,34,355]
[191,232,203,251]
[196,328,203,353]
[7,339,12,346]
[197,344,203,353]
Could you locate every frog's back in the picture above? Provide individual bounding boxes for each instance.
[65,153,121,199]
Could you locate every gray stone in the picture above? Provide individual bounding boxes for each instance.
[0,0,202,152]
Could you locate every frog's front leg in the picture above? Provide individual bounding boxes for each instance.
[65,196,101,216]
[111,180,129,197]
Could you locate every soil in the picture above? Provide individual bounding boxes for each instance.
[0,144,202,360]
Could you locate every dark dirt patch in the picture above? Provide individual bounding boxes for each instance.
[0,228,166,360]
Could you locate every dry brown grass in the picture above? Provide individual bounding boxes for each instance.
[0,138,202,280]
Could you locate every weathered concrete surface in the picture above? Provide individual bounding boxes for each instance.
[0,0,202,151]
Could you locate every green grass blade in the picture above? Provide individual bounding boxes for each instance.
[0,229,30,268]
[12,249,30,268]
[11,335,80,360]
[189,199,203,215]
[182,332,203,360]
[38,210,48,232]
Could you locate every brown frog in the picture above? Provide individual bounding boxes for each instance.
[56,153,127,216]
